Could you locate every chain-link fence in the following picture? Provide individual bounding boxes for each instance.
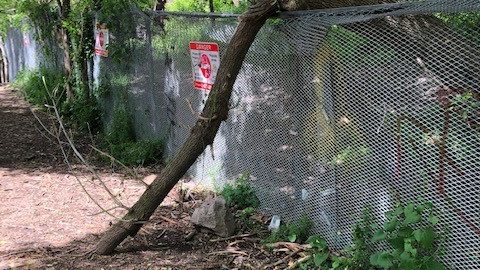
[76,1,480,268]
[1,27,63,82]
[1,1,477,267]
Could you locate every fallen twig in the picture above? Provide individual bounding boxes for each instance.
[209,250,249,257]
[210,233,257,242]
[265,242,310,252]
[159,215,178,224]
[285,255,311,270]
[264,249,301,269]
[185,230,197,241]
[228,240,245,247]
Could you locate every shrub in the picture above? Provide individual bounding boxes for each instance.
[220,173,260,209]
[299,201,446,270]
[100,106,164,166]
[105,139,164,166]
[13,67,65,107]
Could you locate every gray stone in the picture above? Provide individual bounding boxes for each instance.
[190,196,236,237]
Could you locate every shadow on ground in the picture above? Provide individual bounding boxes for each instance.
[0,206,277,270]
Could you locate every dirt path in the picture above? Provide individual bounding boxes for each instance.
[0,85,285,269]
[0,84,152,268]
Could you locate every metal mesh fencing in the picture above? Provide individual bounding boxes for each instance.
[2,27,63,81]
[94,1,480,268]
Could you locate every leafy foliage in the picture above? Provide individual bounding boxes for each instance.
[13,67,100,131]
[13,67,65,106]
[104,139,164,166]
[264,216,313,244]
[368,202,445,270]
[166,0,249,13]
[298,202,446,270]
[220,173,260,209]
[100,106,164,166]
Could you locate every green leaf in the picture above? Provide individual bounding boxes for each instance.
[404,239,417,256]
[299,263,309,270]
[413,228,435,249]
[398,226,414,237]
[288,234,297,243]
[372,229,387,242]
[384,217,398,232]
[388,236,404,250]
[370,252,394,269]
[423,259,446,270]
[399,252,417,270]
[404,203,421,225]
[393,205,404,216]
[313,252,329,266]
[423,201,434,209]
[307,235,327,249]
[428,214,439,225]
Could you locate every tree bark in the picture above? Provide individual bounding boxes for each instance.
[57,0,74,100]
[0,38,8,83]
[209,0,215,13]
[94,0,278,255]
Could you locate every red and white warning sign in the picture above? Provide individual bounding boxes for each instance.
[189,42,220,91]
[95,24,109,57]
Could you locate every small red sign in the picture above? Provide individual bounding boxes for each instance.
[95,26,109,57]
[189,42,220,91]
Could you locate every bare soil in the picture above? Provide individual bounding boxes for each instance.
[0,85,288,270]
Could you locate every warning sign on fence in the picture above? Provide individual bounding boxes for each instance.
[95,24,109,57]
[189,42,220,91]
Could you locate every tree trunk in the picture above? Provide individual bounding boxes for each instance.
[77,11,94,99]
[0,38,8,83]
[209,0,215,13]
[57,0,74,100]
[93,0,278,255]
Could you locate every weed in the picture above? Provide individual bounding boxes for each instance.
[61,92,101,131]
[13,67,65,106]
[264,216,313,244]
[299,201,446,270]
[368,201,445,270]
[220,174,259,210]
[235,207,264,232]
[105,139,164,166]
[14,67,100,131]
[99,107,164,166]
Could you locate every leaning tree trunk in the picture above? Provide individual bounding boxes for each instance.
[94,0,278,255]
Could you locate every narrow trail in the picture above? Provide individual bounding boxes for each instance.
[0,85,63,169]
[0,85,147,268]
